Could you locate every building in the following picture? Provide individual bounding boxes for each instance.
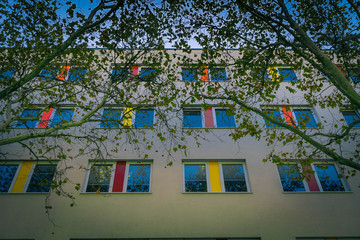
[0,49,360,240]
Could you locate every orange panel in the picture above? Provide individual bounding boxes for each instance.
[38,108,53,128]
[58,65,70,80]
[201,66,209,81]
[281,106,295,126]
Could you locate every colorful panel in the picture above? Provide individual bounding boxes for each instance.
[209,161,222,192]
[281,106,296,126]
[268,67,279,81]
[204,108,214,127]
[123,107,133,127]
[38,108,54,128]
[302,165,320,192]
[11,161,33,192]
[201,66,209,81]
[112,161,126,192]
[132,66,139,76]
[58,65,70,80]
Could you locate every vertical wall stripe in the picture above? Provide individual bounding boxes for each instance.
[302,165,320,192]
[58,66,70,80]
[204,108,214,127]
[201,66,209,81]
[11,161,33,192]
[209,161,222,192]
[38,108,53,128]
[123,107,133,127]
[132,66,139,76]
[112,161,126,192]
[268,67,279,81]
[281,106,295,126]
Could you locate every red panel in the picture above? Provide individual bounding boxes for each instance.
[302,165,320,192]
[112,161,126,192]
[204,108,214,127]
[58,66,70,80]
[38,108,53,128]
[132,66,139,76]
[201,66,209,81]
[281,106,295,126]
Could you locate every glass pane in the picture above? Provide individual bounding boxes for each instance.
[263,109,283,128]
[343,111,360,128]
[40,67,59,80]
[112,66,129,82]
[349,70,360,82]
[139,68,157,81]
[183,109,202,128]
[15,109,41,128]
[0,69,15,80]
[210,68,227,81]
[279,68,297,81]
[68,67,87,81]
[100,109,122,128]
[252,68,269,81]
[277,165,306,192]
[315,164,345,192]
[215,109,235,128]
[293,109,317,128]
[127,164,151,192]
[184,164,207,192]
[135,109,154,128]
[27,164,57,192]
[0,165,18,192]
[222,164,247,192]
[86,164,112,192]
[182,68,198,81]
[50,109,74,127]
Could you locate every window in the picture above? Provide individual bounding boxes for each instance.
[134,109,154,128]
[139,68,157,81]
[100,109,123,128]
[84,161,152,193]
[112,65,129,82]
[0,164,19,192]
[181,66,227,81]
[263,106,318,128]
[100,108,154,128]
[40,66,59,80]
[49,108,74,127]
[278,68,298,81]
[182,68,198,81]
[68,67,87,81]
[277,163,348,192]
[15,109,41,128]
[183,161,249,193]
[210,68,227,81]
[252,68,269,81]
[26,164,57,192]
[0,68,15,80]
[183,107,236,128]
[349,70,360,82]
[342,110,360,128]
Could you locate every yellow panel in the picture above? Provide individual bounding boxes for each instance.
[123,107,133,127]
[268,67,279,81]
[209,161,222,192]
[11,161,33,192]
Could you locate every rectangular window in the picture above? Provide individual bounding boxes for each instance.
[349,70,360,82]
[100,109,123,128]
[40,66,59,80]
[49,109,74,127]
[84,161,152,193]
[68,67,87,81]
[215,109,235,128]
[26,164,57,192]
[183,109,203,128]
[293,109,318,128]
[112,65,129,82]
[15,108,74,128]
[278,68,298,81]
[342,110,360,128]
[139,68,157,81]
[15,109,41,128]
[252,68,269,81]
[263,109,284,128]
[183,107,236,128]
[182,68,198,81]
[134,109,154,128]
[0,68,15,80]
[0,164,19,192]
[210,68,227,81]
[183,161,249,193]
[277,163,348,192]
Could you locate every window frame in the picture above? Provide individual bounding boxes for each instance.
[67,66,87,81]
[123,162,153,193]
[213,108,236,128]
[209,67,227,82]
[218,162,250,193]
[341,109,360,128]
[182,108,205,128]
[24,163,57,193]
[276,67,299,82]
[99,108,124,128]
[0,162,22,193]
[133,108,156,128]
[83,163,116,193]
[276,163,309,193]
[138,67,158,82]
[183,162,210,192]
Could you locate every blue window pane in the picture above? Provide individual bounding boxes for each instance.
[314,164,345,192]
[68,67,87,81]
[139,68,157,81]
[277,165,306,192]
[100,109,122,128]
[222,164,247,192]
[0,165,18,192]
[293,109,317,128]
[349,70,360,82]
[86,164,112,192]
[15,109,41,128]
[342,111,360,128]
[112,67,129,82]
[252,69,269,81]
[50,109,74,127]
[210,68,227,81]
[127,164,150,192]
[263,109,283,128]
[215,109,235,128]
[182,68,198,81]
[40,67,59,80]
[183,109,202,128]
[0,69,15,80]
[135,109,154,128]
[26,164,57,192]
[279,68,297,81]
[184,164,207,192]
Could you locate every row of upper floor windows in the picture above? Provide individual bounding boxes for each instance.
[1,65,359,82]
[0,160,350,194]
[13,106,360,129]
